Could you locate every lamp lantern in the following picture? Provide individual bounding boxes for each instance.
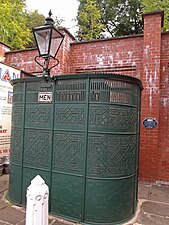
[33,10,64,77]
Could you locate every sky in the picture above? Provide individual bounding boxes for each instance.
[26,0,79,35]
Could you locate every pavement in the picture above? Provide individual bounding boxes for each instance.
[0,175,169,225]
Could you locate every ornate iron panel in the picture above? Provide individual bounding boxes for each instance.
[10,128,22,164]
[25,105,52,128]
[54,104,86,131]
[89,105,138,132]
[87,134,136,177]
[23,129,51,169]
[11,105,23,127]
[53,131,85,174]
[9,74,142,225]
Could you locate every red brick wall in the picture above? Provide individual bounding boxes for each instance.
[139,11,164,181]
[0,41,11,61]
[70,36,143,78]
[158,32,169,180]
[4,11,169,182]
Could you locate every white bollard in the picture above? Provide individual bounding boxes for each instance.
[25,175,49,225]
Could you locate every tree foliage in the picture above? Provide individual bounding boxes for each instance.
[141,0,169,31]
[98,0,143,37]
[0,0,31,49]
[77,0,105,40]
[0,0,62,50]
[77,0,143,40]
[25,10,45,48]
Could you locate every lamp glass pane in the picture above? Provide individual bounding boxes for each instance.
[50,29,64,58]
[34,28,51,55]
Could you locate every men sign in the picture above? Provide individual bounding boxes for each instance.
[38,92,52,103]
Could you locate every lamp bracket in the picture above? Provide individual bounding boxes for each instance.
[50,57,59,70]
[34,55,44,69]
[34,55,60,77]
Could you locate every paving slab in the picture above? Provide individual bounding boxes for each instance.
[52,221,71,225]
[0,175,9,193]
[51,217,75,225]
[49,218,56,225]
[17,220,26,225]
[138,182,150,199]
[141,201,169,217]
[137,201,169,225]
[0,206,25,224]
[149,184,169,203]
[0,192,7,210]
[0,222,9,225]
[138,211,169,225]
[16,218,56,225]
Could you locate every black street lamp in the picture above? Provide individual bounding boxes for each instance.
[33,10,64,77]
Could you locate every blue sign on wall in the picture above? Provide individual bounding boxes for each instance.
[143,118,158,128]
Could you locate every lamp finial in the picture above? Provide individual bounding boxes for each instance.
[45,10,54,26]
[49,9,52,17]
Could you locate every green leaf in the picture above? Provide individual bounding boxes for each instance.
[77,0,143,39]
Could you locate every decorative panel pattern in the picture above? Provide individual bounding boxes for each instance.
[12,105,23,127]
[23,129,51,169]
[9,75,142,224]
[13,93,24,103]
[26,82,41,91]
[10,128,22,164]
[26,82,53,102]
[87,134,136,177]
[55,80,86,102]
[26,82,52,91]
[13,82,24,93]
[90,79,139,106]
[53,132,85,174]
[55,105,86,130]
[26,92,38,103]
[89,105,138,132]
[25,105,52,128]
